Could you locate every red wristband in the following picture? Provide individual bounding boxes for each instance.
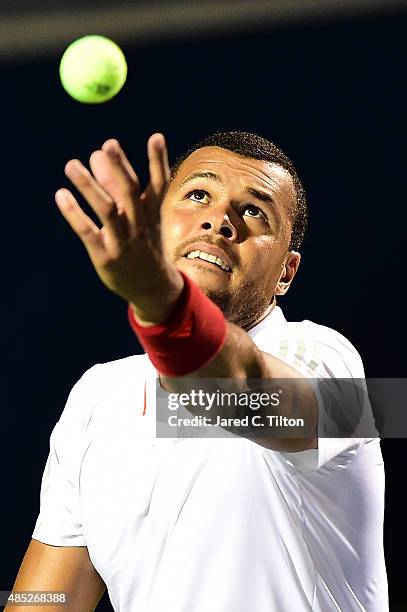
[127,271,227,376]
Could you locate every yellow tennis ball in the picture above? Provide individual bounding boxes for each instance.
[59,35,127,103]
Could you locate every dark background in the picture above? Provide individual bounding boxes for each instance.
[2,6,406,610]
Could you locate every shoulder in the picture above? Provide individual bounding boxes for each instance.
[57,354,149,432]
[77,353,148,392]
[290,318,362,360]
[286,319,365,378]
[253,308,365,379]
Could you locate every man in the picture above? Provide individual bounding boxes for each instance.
[8,132,387,611]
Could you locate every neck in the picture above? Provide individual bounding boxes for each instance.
[241,297,277,332]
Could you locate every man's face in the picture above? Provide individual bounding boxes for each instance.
[160,146,300,328]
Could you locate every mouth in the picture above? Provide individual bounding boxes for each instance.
[183,249,233,273]
[182,243,234,273]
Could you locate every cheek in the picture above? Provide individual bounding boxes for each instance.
[163,210,191,238]
[242,239,283,285]
[161,209,195,256]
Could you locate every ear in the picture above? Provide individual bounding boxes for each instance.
[275,251,301,296]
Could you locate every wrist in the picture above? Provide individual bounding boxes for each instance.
[129,265,185,327]
[127,271,227,376]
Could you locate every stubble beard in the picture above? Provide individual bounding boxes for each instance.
[201,278,272,330]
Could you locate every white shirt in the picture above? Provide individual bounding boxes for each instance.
[32,305,388,611]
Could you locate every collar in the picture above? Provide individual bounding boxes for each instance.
[246,303,287,342]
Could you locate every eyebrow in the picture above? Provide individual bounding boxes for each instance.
[179,171,277,208]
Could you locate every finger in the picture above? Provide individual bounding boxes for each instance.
[64,158,128,244]
[55,188,107,264]
[101,138,140,187]
[144,133,170,204]
[89,148,138,226]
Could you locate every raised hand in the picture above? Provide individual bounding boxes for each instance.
[55,133,183,323]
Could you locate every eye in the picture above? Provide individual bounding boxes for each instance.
[184,191,268,224]
[186,189,210,204]
[243,204,268,223]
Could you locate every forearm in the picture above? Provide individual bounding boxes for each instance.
[164,320,261,380]
[130,270,317,449]
[130,267,260,379]
[161,323,317,449]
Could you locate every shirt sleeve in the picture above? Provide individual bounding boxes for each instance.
[274,326,377,472]
[32,365,99,546]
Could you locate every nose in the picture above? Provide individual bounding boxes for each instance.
[200,207,239,241]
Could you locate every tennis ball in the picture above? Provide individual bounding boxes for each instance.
[59,35,127,103]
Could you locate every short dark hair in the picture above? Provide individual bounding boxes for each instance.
[170,131,308,251]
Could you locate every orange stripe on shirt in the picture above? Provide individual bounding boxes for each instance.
[143,379,147,416]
